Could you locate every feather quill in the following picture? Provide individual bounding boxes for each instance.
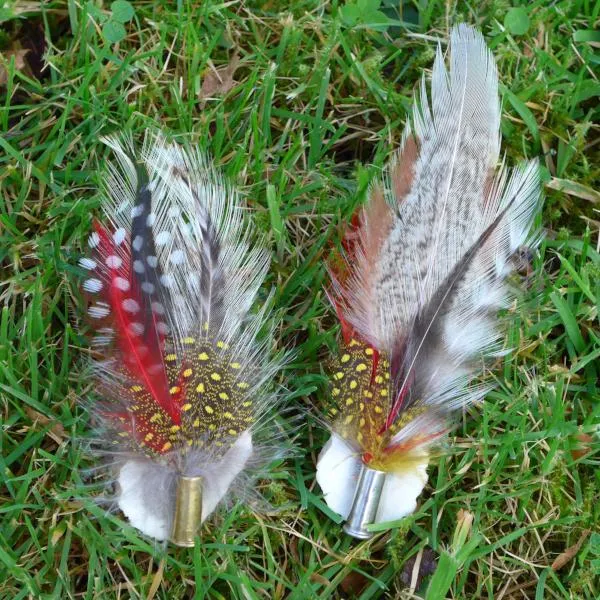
[80,133,285,542]
[317,25,542,528]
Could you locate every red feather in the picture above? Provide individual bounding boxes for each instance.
[91,221,180,425]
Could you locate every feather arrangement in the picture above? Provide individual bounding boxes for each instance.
[79,133,285,545]
[316,25,541,538]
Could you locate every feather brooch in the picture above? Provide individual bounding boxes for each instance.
[80,134,284,546]
[316,24,541,538]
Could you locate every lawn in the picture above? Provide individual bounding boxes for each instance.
[0,1,599,598]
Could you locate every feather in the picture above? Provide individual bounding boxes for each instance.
[318,25,542,529]
[80,132,286,542]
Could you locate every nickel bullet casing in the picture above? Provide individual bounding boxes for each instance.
[343,465,386,539]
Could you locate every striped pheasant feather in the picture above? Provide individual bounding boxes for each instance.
[317,25,542,524]
[80,133,284,540]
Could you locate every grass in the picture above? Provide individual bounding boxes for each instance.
[0,0,599,598]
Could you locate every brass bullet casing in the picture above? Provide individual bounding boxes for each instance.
[343,465,386,539]
[170,475,203,547]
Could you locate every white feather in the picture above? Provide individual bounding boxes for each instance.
[374,25,503,345]
[117,431,253,540]
[375,25,540,407]
[317,434,429,523]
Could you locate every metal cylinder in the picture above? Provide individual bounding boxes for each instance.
[170,475,203,547]
[343,465,386,539]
